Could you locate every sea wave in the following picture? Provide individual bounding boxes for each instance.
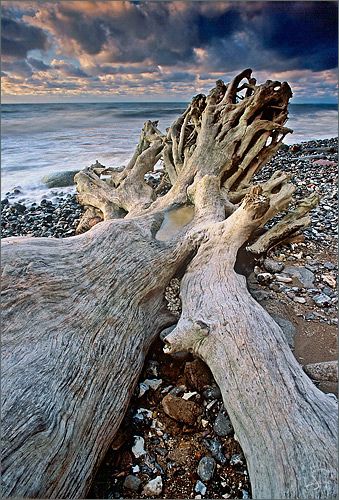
[1,101,337,199]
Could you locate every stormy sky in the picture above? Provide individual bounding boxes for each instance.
[1,1,338,103]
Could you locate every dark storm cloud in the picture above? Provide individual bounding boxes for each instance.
[1,16,47,58]
[100,65,160,75]
[254,1,338,71]
[1,1,337,100]
[27,57,50,71]
[20,1,336,73]
[52,61,88,78]
[2,59,33,78]
[162,72,196,83]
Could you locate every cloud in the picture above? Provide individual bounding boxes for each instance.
[1,59,33,78]
[1,1,337,101]
[27,57,50,71]
[1,15,47,58]
[250,1,338,71]
[51,59,88,78]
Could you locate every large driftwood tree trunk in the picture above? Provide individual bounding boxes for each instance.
[1,69,337,499]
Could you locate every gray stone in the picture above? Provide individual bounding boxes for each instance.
[323,261,335,270]
[123,475,141,492]
[284,266,315,288]
[263,258,284,274]
[202,385,222,400]
[313,293,332,307]
[197,456,216,482]
[305,312,316,321]
[213,408,233,437]
[195,480,207,495]
[250,290,271,302]
[202,438,227,464]
[270,314,296,348]
[322,286,335,298]
[42,170,79,188]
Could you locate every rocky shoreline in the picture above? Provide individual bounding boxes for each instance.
[1,137,337,499]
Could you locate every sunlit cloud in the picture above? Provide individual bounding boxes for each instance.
[1,1,337,102]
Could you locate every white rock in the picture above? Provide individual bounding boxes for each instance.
[143,476,163,496]
[132,436,146,458]
[144,378,163,390]
[206,399,217,410]
[182,391,198,400]
[195,480,207,495]
[201,419,209,428]
[294,296,306,304]
[275,274,293,283]
[132,465,140,473]
[136,408,153,418]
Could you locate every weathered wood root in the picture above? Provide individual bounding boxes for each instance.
[247,192,319,254]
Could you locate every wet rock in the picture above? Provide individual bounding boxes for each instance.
[270,314,296,348]
[313,293,332,307]
[202,385,222,400]
[213,408,233,437]
[250,290,271,302]
[263,258,284,273]
[161,394,202,425]
[202,438,227,464]
[142,476,163,496]
[284,266,315,288]
[197,456,216,482]
[42,170,79,188]
[184,358,212,391]
[123,475,141,492]
[14,203,26,214]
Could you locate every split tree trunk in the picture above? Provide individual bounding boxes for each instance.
[1,69,337,499]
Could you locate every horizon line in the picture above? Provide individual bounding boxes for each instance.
[1,100,337,106]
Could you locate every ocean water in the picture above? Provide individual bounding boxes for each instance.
[1,102,337,201]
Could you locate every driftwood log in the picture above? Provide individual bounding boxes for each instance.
[2,69,337,499]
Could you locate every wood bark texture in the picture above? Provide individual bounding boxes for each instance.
[1,69,337,499]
